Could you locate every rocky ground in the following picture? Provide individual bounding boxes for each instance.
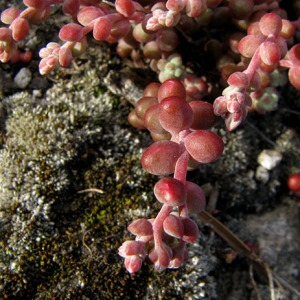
[0,1,300,299]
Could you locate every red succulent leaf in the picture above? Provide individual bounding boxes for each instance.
[185,181,206,213]
[157,78,186,102]
[288,44,300,66]
[58,47,73,67]
[227,71,249,88]
[288,67,300,90]
[11,18,30,41]
[63,0,80,16]
[163,214,184,238]
[184,130,224,163]
[93,17,112,41]
[238,34,265,58]
[154,177,186,206]
[1,8,22,24]
[0,27,12,41]
[124,255,143,273]
[127,218,153,236]
[59,23,84,42]
[181,217,199,242]
[259,42,281,66]
[77,6,104,26]
[141,140,184,175]
[115,0,135,17]
[259,13,282,37]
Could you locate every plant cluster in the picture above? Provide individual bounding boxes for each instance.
[119,78,223,272]
[1,0,300,274]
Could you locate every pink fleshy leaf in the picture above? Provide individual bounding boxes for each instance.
[141,140,184,175]
[1,8,22,24]
[77,6,104,26]
[128,218,153,236]
[124,255,143,273]
[168,243,187,268]
[224,104,248,131]
[93,17,112,41]
[184,130,224,164]
[39,42,60,58]
[63,0,80,16]
[238,34,264,58]
[166,0,186,11]
[259,13,282,37]
[109,18,131,41]
[288,67,300,90]
[163,214,184,238]
[27,6,51,24]
[118,240,146,257]
[185,181,206,213]
[154,177,186,206]
[181,217,199,242]
[149,244,172,271]
[287,44,300,67]
[213,96,229,116]
[259,42,280,66]
[39,55,58,75]
[58,47,73,67]
[11,18,30,41]
[186,0,202,18]
[227,99,240,113]
[115,0,135,17]
[227,71,249,88]
[59,23,84,42]
[0,28,12,41]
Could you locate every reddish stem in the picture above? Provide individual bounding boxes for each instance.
[243,44,262,81]
[173,150,189,183]
[152,204,172,248]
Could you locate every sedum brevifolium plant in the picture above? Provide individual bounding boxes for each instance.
[1,0,300,273]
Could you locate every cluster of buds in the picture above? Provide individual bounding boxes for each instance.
[214,13,300,130]
[119,79,224,272]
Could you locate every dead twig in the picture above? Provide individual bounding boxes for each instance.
[77,188,104,194]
